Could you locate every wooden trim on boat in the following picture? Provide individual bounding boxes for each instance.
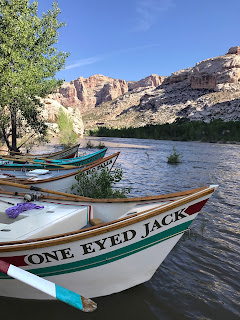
[9,144,80,158]
[0,152,120,184]
[30,144,80,158]
[0,148,108,171]
[41,186,207,203]
[0,186,215,252]
[0,186,206,203]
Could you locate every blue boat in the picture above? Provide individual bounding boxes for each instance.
[0,148,108,170]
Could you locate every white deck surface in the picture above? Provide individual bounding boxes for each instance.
[0,198,89,241]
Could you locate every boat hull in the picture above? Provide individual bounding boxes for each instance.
[47,144,79,159]
[0,233,183,299]
[0,187,216,299]
[0,148,107,170]
[0,153,119,194]
[12,144,80,160]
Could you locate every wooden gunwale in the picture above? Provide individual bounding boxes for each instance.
[0,186,206,202]
[0,186,214,252]
[0,152,120,184]
[4,147,106,163]
[0,158,78,170]
[9,144,80,158]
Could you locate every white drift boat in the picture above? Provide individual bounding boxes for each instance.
[0,152,119,194]
[0,184,217,300]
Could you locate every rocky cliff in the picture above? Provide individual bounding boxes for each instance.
[51,74,129,113]
[168,46,240,90]
[48,46,240,132]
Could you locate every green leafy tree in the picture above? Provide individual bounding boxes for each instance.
[0,0,69,152]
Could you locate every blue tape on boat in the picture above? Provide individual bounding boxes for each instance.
[55,284,83,310]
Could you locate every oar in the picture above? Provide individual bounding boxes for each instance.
[0,155,55,165]
[0,179,91,200]
[0,155,78,169]
[11,155,61,162]
[1,154,55,163]
[1,154,87,166]
[0,259,97,312]
[1,154,49,161]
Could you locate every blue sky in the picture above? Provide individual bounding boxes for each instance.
[36,0,239,82]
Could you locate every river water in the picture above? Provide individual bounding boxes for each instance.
[1,138,239,320]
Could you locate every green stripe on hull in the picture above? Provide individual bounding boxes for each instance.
[0,220,192,280]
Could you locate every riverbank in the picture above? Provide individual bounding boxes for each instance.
[88,119,240,144]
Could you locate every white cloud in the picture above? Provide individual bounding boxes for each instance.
[64,44,160,72]
[134,0,174,31]
[65,57,100,70]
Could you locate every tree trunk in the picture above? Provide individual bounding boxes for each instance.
[1,127,11,151]
[11,108,18,152]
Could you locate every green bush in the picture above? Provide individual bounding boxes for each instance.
[71,166,130,198]
[167,147,183,164]
[85,140,94,149]
[97,142,106,149]
[85,140,106,149]
[57,108,77,146]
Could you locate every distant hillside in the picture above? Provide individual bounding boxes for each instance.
[47,46,240,132]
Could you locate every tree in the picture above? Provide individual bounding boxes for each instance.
[0,0,69,152]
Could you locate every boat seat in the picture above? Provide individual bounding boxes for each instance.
[90,218,104,226]
[118,201,172,219]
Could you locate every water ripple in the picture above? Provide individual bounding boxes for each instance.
[1,138,239,320]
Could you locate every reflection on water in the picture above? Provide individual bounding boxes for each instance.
[1,138,239,320]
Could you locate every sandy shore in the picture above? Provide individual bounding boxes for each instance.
[40,136,151,150]
[78,136,152,149]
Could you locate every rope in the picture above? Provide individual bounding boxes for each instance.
[5,203,44,219]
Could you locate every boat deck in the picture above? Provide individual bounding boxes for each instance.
[0,197,90,241]
[0,195,180,243]
[0,168,77,180]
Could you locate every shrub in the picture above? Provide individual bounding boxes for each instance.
[85,140,106,149]
[71,166,130,198]
[57,108,77,146]
[97,142,106,149]
[85,140,94,149]
[167,147,183,164]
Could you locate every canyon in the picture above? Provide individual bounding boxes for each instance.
[44,46,240,134]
